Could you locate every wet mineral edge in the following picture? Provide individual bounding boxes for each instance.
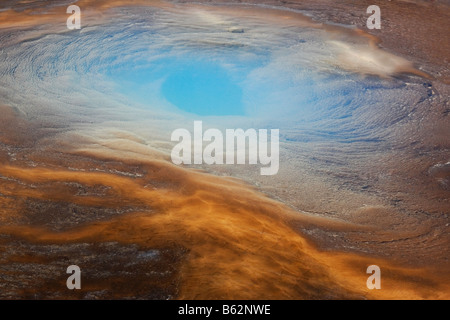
[0,0,449,299]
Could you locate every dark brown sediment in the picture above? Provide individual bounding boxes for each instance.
[0,103,448,299]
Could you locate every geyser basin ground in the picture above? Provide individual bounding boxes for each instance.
[0,0,448,299]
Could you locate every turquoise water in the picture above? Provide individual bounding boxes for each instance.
[161,62,244,116]
[108,58,246,116]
